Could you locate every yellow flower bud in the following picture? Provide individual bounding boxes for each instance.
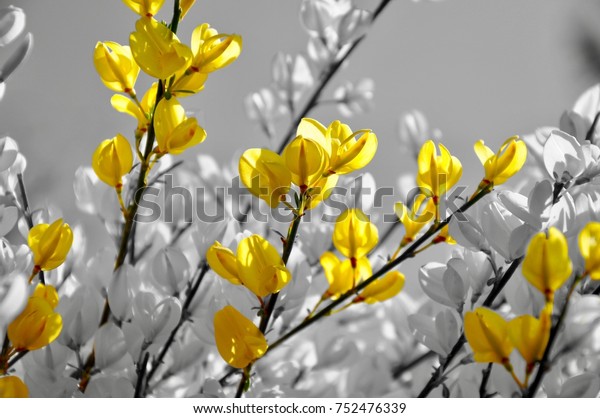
[326,121,377,175]
[236,235,291,298]
[129,17,192,80]
[92,134,134,189]
[122,0,164,17]
[579,222,600,279]
[28,219,73,273]
[153,97,206,154]
[7,284,62,351]
[190,24,242,74]
[320,252,372,299]
[394,195,435,246]
[417,140,462,203]
[213,305,268,369]
[474,136,527,187]
[282,135,329,190]
[464,307,513,365]
[180,0,196,19]
[305,173,339,210]
[508,306,551,368]
[333,209,378,260]
[93,41,139,94]
[0,376,28,398]
[239,148,291,208]
[110,82,157,135]
[522,227,572,301]
[206,241,241,285]
[355,271,405,304]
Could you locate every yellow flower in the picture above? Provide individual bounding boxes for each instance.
[432,224,456,245]
[417,140,462,204]
[579,222,600,279]
[153,97,206,154]
[522,227,573,302]
[474,136,527,187]
[464,307,513,365]
[282,135,329,190]
[394,195,435,246]
[0,376,28,398]
[508,306,551,368]
[239,148,292,208]
[129,17,192,80]
[213,305,267,369]
[92,134,134,189]
[180,0,196,19]
[305,173,339,210]
[320,252,372,299]
[28,219,73,273]
[355,271,405,304]
[332,209,378,260]
[111,82,158,135]
[7,284,62,351]
[93,41,139,94]
[236,235,292,298]
[189,23,242,74]
[206,241,241,285]
[296,119,377,175]
[122,0,164,17]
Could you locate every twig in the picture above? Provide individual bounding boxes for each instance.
[16,173,45,285]
[134,352,150,398]
[391,351,436,379]
[479,363,493,398]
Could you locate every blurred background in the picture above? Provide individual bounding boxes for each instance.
[1,0,600,260]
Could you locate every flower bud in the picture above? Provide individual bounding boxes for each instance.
[355,271,404,304]
[0,375,28,398]
[474,136,527,187]
[28,219,73,274]
[579,222,600,279]
[464,307,513,365]
[239,148,291,208]
[333,209,378,260]
[190,24,242,74]
[93,41,139,94]
[153,97,206,155]
[282,135,328,190]
[122,0,164,17]
[92,134,133,190]
[152,246,190,295]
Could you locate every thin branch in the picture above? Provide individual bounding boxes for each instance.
[479,363,493,398]
[391,351,436,379]
[16,173,45,285]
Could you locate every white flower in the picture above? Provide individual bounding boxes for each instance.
[333,78,374,117]
[408,308,460,357]
[272,52,314,102]
[543,130,585,182]
[559,84,600,145]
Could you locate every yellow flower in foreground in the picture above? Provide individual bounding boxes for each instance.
[129,17,192,80]
[333,209,378,260]
[320,252,372,299]
[208,235,292,298]
[282,135,329,190]
[214,305,268,369]
[92,134,134,189]
[122,0,164,17]
[7,284,62,351]
[180,0,196,19]
[189,23,242,74]
[355,271,405,304]
[394,195,435,246]
[464,307,513,365]
[236,235,291,298]
[508,306,551,368]
[239,148,291,208]
[0,376,28,398]
[206,241,240,285]
[522,227,572,301]
[153,97,206,154]
[305,173,339,210]
[579,222,600,279]
[28,219,73,274]
[417,140,462,203]
[474,136,527,187]
[93,41,139,94]
[296,119,377,175]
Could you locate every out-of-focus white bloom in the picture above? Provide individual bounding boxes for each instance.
[244,87,287,137]
[94,322,130,372]
[418,262,457,309]
[449,211,490,253]
[498,180,552,231]
[107,264,141,322]
[0,6,26,47]
[346,356,391,397]
[152,246,190,295]
[0,32,32,83]
[481,199,534,261]
[333,78,374,118]
[73,166,110,216]
[398,110,441,161]
[0,271,27,329]
[0,136,19,172]
[131,292,181,344]
[559,84,600,145]
[57,285,102,349]
[23,344,78,397]
[274,250,312,329]
[272,52,314,103]
[300,0,352,40]
[337,8,372,46]
[454,248,493,305]
[543,130,585,183]
[167,337,204,376]
[556,374,600,398]
[408,308,460,357]
[85,376,135,398]
[503,269,545,316]
[560,295,600,354]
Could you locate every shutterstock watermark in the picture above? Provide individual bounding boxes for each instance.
[135,174,471,224]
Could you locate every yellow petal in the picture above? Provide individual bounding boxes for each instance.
[93,41,139,93]
[122,0,165,17]
[213,305,267,369]
[239,148,291,208]
[332,209,378,259]
[0,376,28,398]
[579,222,600,280]
[282,135,328,188]
[508,307,550,366]
[27,219,73,271]
[92,134,134,188]
[297,118,329,155]
[464,307,513,364]
[357,271,405,304]
[206,241,241,285]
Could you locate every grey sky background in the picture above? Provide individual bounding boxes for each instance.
[0,0,599,256]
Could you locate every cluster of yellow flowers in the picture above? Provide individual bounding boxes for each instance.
[91,0,241,206]
[465,223,600,389]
